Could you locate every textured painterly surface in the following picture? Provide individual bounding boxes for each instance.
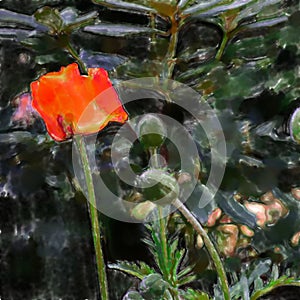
[1,0,300,299]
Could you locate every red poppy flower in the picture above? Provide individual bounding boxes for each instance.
[30,63,128,141]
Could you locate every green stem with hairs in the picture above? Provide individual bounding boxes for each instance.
[215,33,229,61]
[65,40,88,74]
[157,206,171,281]
[173,198,230,300]
[149,147,170,281]
[74,135,109,300]
[162,17,179,80]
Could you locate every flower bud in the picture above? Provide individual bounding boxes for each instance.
[138,169,179,205]
[131,201,157,221]
[138,114,166,149]
[290,107,300,143]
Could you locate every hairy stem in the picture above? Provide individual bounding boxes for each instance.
[158,207,170,279]
[215,33,229,61]
[65,41,88,74]
[162,15,179,80]
[74,135,109,300]
[173,198,230,300]
[149,147,170,280]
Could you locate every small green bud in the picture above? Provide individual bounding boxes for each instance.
[139,274,169,300]
[138,169,179,205]
[131,201,157,221]
[290,108,300,144]
[138,114,166,149]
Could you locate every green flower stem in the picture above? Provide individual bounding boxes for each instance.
[149,146,181,298]
[162,17,179,80]
[65,41,88,74]
[215,33,229,61]
[150,12,156,42]
[158,207,170,280]
[149,147,170,281]
[74,135,109,300]
[149,147,161,169]
[173,198,230,300]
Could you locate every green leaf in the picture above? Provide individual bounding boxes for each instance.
[177,265,194,281]
[250,277,300,300]
[247,259,271,286]
[0,8,46,30]
[35,52,70,65]
[224,36,270,61]
[180,288,211,300]
[79,49,128,70]
[116,58,163,78]
[184,0,254,17]
[270,264,279,281]
[22,35,63,52]
[253,277,264,292]
[34,6,64,34]
[236,0,282,23]
[92,0,156,14]
[62,9,98,33]
[170,248,184,282]
[108,261,155,280]
[278,21,300,47]
[265,69,296,94]
[148,227,169,278]
[0,28,34,41]
[34,6,97,35]
[230,260,271,299]
[176,60,224,82]
[182,0,224,16]
[177,274,197,286]
[213,65,267,101]
[0,9,48,41]
[178,0,192,10]
[240,16,288,30]
[84,23,161,37]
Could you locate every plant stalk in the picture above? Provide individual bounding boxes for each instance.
[74,135,109,300]
[162,15,179,80]
[173,198,230,300]
[158,207,170,280]
[65,41,88,74]
[215,33,229,61]
[149,147,170,281]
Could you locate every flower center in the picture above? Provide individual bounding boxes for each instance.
[57,114,74,139]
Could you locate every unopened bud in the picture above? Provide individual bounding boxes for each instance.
[138,169,179,205]
[131,201,157,221]
[138,114,166,149]
[290,107,300,143]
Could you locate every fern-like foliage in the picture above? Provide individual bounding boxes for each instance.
[109,218,201,299]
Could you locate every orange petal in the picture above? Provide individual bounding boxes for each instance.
[30,63,128,141]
